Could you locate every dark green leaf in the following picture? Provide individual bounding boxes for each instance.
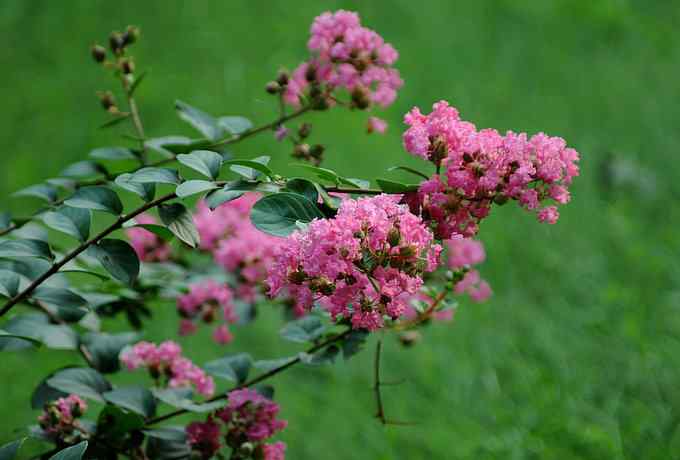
[339,177,370,189]
[122,221,174,241]
[90,147,136,161]
[60,161,106,179]
[0,212,11,231]
[32,368,68,408]
[43,207,91,242]
[1,315,77,351]
[99,113,131,129]
[87,239,140,285]
[145,136,190,157]
[115,173,156,202]
[82,332,138,373]
[292,164,341,184]
[253,384,275,400]
[376,178,419,193]
[283,178,318,203]
[65,186,123,215]
[146,432,191,460]
[250,192,323,237]
[204,353,252,383]
[0,329,41,347]
[0,258,51,281]
[143,427,187,442]
[0,438,26,460]
[299,345,339,366]
[280,316,326,343]
[59,269,110,281]
[129,167,181,185]
[13,184,58,203]
[47,367,112,402]
[96,405,145,442]
[228,156,272,180]
[175,180,218,198]
[387,165,430,180]
[0,239,53,260]
[103,386,156,417]
[341,330,369,359]
[218,116,252,135]
[32,287,89,322]
[152,388,224,413]
[253,356,297,372]
[177,150,223,180]
[49,441,88,460]
[205,189,244,209]
[158,203,200,248]
[0,269,20,298]
[46,178,77,189]
[175,100,219,140]
[129,71,147,95]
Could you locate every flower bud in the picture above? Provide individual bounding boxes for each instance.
[276,70,290,86]
[121,58,135,74]
[298,122,312,139]
[97,91,117,111]
[293,143,310,159]
[399,245,417,258]
[91,44,106,63]
[287,270,308,285]
[399,330,421,347]
[305,65,317,82]
[387,227,401,247]
[123,25,140,46]
[493,194,509,205]
[351,86,371,110]
[109,31,125,54]
[309,144,325,160]
[265,81,281,94]
[202,307,216,323]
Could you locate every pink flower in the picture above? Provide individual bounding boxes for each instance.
[267,194,442,331]
[274,125,289,141]
[187,418,222,459]
[125,213,171,262]
[177,279,236,344]
[38,394,87,439]
[212,324,233,345]
[447,238,485,268]
[216,389,287,443]
[537,205,559,224]
[367,116,388,134]
[262,442,287,460]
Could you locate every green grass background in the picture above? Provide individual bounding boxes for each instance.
[2,1,680,458]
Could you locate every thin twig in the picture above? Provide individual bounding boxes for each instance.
[120,74,147,164]
[374,338,386,424]
[393,290,448,331]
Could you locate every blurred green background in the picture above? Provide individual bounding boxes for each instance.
[2,1,680,459]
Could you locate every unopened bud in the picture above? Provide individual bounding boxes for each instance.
[202,307,216,323]
[265,81,281,94]
[305,65,317,82]
[309,144,325,160]
[91,44,106,63]
[399,245,417,258]
[121,58,135,74]
[351,86,371,110]
[97,91,117,111]
[399,330,421,347]
[293,143,310,159]
[123,25,140,46]
[387,228,401,247]
[298,123,312,139]
[493,194,509,205]
[287,270,308,285]
[276,70,290,86]
[109,31,125,54]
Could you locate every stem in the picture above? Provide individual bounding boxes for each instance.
[374,338,386,424]
[324,187,385,195]
[393,290,448,331]
[145,328,353,426]
[120,74,147,164]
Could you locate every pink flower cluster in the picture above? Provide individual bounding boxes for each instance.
[186,389,287,459]
[403,101,580,238]
[194,194,283,304]
[38,394,88,440]
[177,279,237,345]
[447,238,492,303]
[267,194,442,331]
[284,10,403,118]
[125,213,172,262]
[120,340,215,397]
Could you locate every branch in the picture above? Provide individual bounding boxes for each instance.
[145,328,353,426]
[374,338,386,424]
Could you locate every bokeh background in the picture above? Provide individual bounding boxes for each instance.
[2,1,680,459]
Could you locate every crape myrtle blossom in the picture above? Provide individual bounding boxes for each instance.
[177,279,237,344]
[267,194,442,331]
[120,340,215,397]
[446,238,492,303]
[283,10,403,129]
[125,213,171,262]
[38,395,88,441]
[187,388,287,459]
[403,100,580,239]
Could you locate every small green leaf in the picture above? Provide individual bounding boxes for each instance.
[49,441,88,460]
[65,186,123,215]
[0,212,11,231]
[0,330,41,347]
[129,71,147,95]
[59,269,110,281]
[204,353,252,383]
[96,405,145,442]
[13,183,58,203]
[115,173,156,202]
[158,203,200,248]
[175,100,219,140]
[43,207,91,242]
[299,345,339,366]
[153,388,224,413]
[228,156,272,180]
[175,180,218,198]
[0,438,26,460]
[90,147,136,161]
[81,332,138,373]
[387,165,430,180]
[47,367,112,402]
[283,178,319,203]
[341,330,369,359]
[0,269,20,298]
[143,427,187,442]
[177,150,223,180]
[376,178,419,193]
[250,192,323,237]
[0,314,77,351]
[123,221,174,241]
[280,316,326,343]
[32,369,68,409]
[103,386,157,418]
[218,116,253,135]
[0,239,53,260]
[292,164,341,184]
[339,177,371,189]
[60,161,106,178]
[129,167,181,185]
[87,239,140,285]
[253,356,297,372]
[205,189,244,209]
[99,113,131,129]
[32,287,89,322]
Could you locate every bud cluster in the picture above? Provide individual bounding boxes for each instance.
[177,279,238,344]
[37,395,88,443]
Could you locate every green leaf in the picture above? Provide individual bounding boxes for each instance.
[158,203,200,248]
[292,163,341,184]
[0,239,53,260]
[218,116,253,135]
[280,316,326,343]
[99,113,131,129]
[228,156,272,180]
[49,441,88,460]
[87,239,140,285]
[0,438,26,460]
[253,356,297,372]
[143,427,187,442]
[299,345,339,366]
[283,178,319,203]
[387,165,430,180]
[146,431,191,460]
[123,221,174,241]
[32,369,68,409]
[129,167,181,185]
[0,314,77,351]
[375,178,419,193]
[205,189,244,209]
[253,384,275,400]
[129,70,148,95]
[341,330,369,359]
[82,332,138,373]
[65,186,123,215]
[32,287,89,321]
[175,100,219,140]
[115,173,156,202]
[96,405,145,442]
[46,178,77,189]
[204,353,252,383]
[152,388,224,413]
[13,183,58,203]
[60,161,106,178]
[175,180,218,198]
[43,207,91,242]
[47,367,112,402]
[0,269,20,298]
[0,212,11,231]
[103,386,156,417]
[177,150,223,180]
[250,192,323,237]
[0,330,41,347]
[59,269,110,281]
[90,147,136,161]
[339,177,370,189]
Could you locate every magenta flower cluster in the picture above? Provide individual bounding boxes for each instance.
[125,213,172,262]
[403,100,580,238]
[38,394,88,440]
[186,388,287,459]
[120,340,215,397]
[177,279,237,345]
[267,194,441,331]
